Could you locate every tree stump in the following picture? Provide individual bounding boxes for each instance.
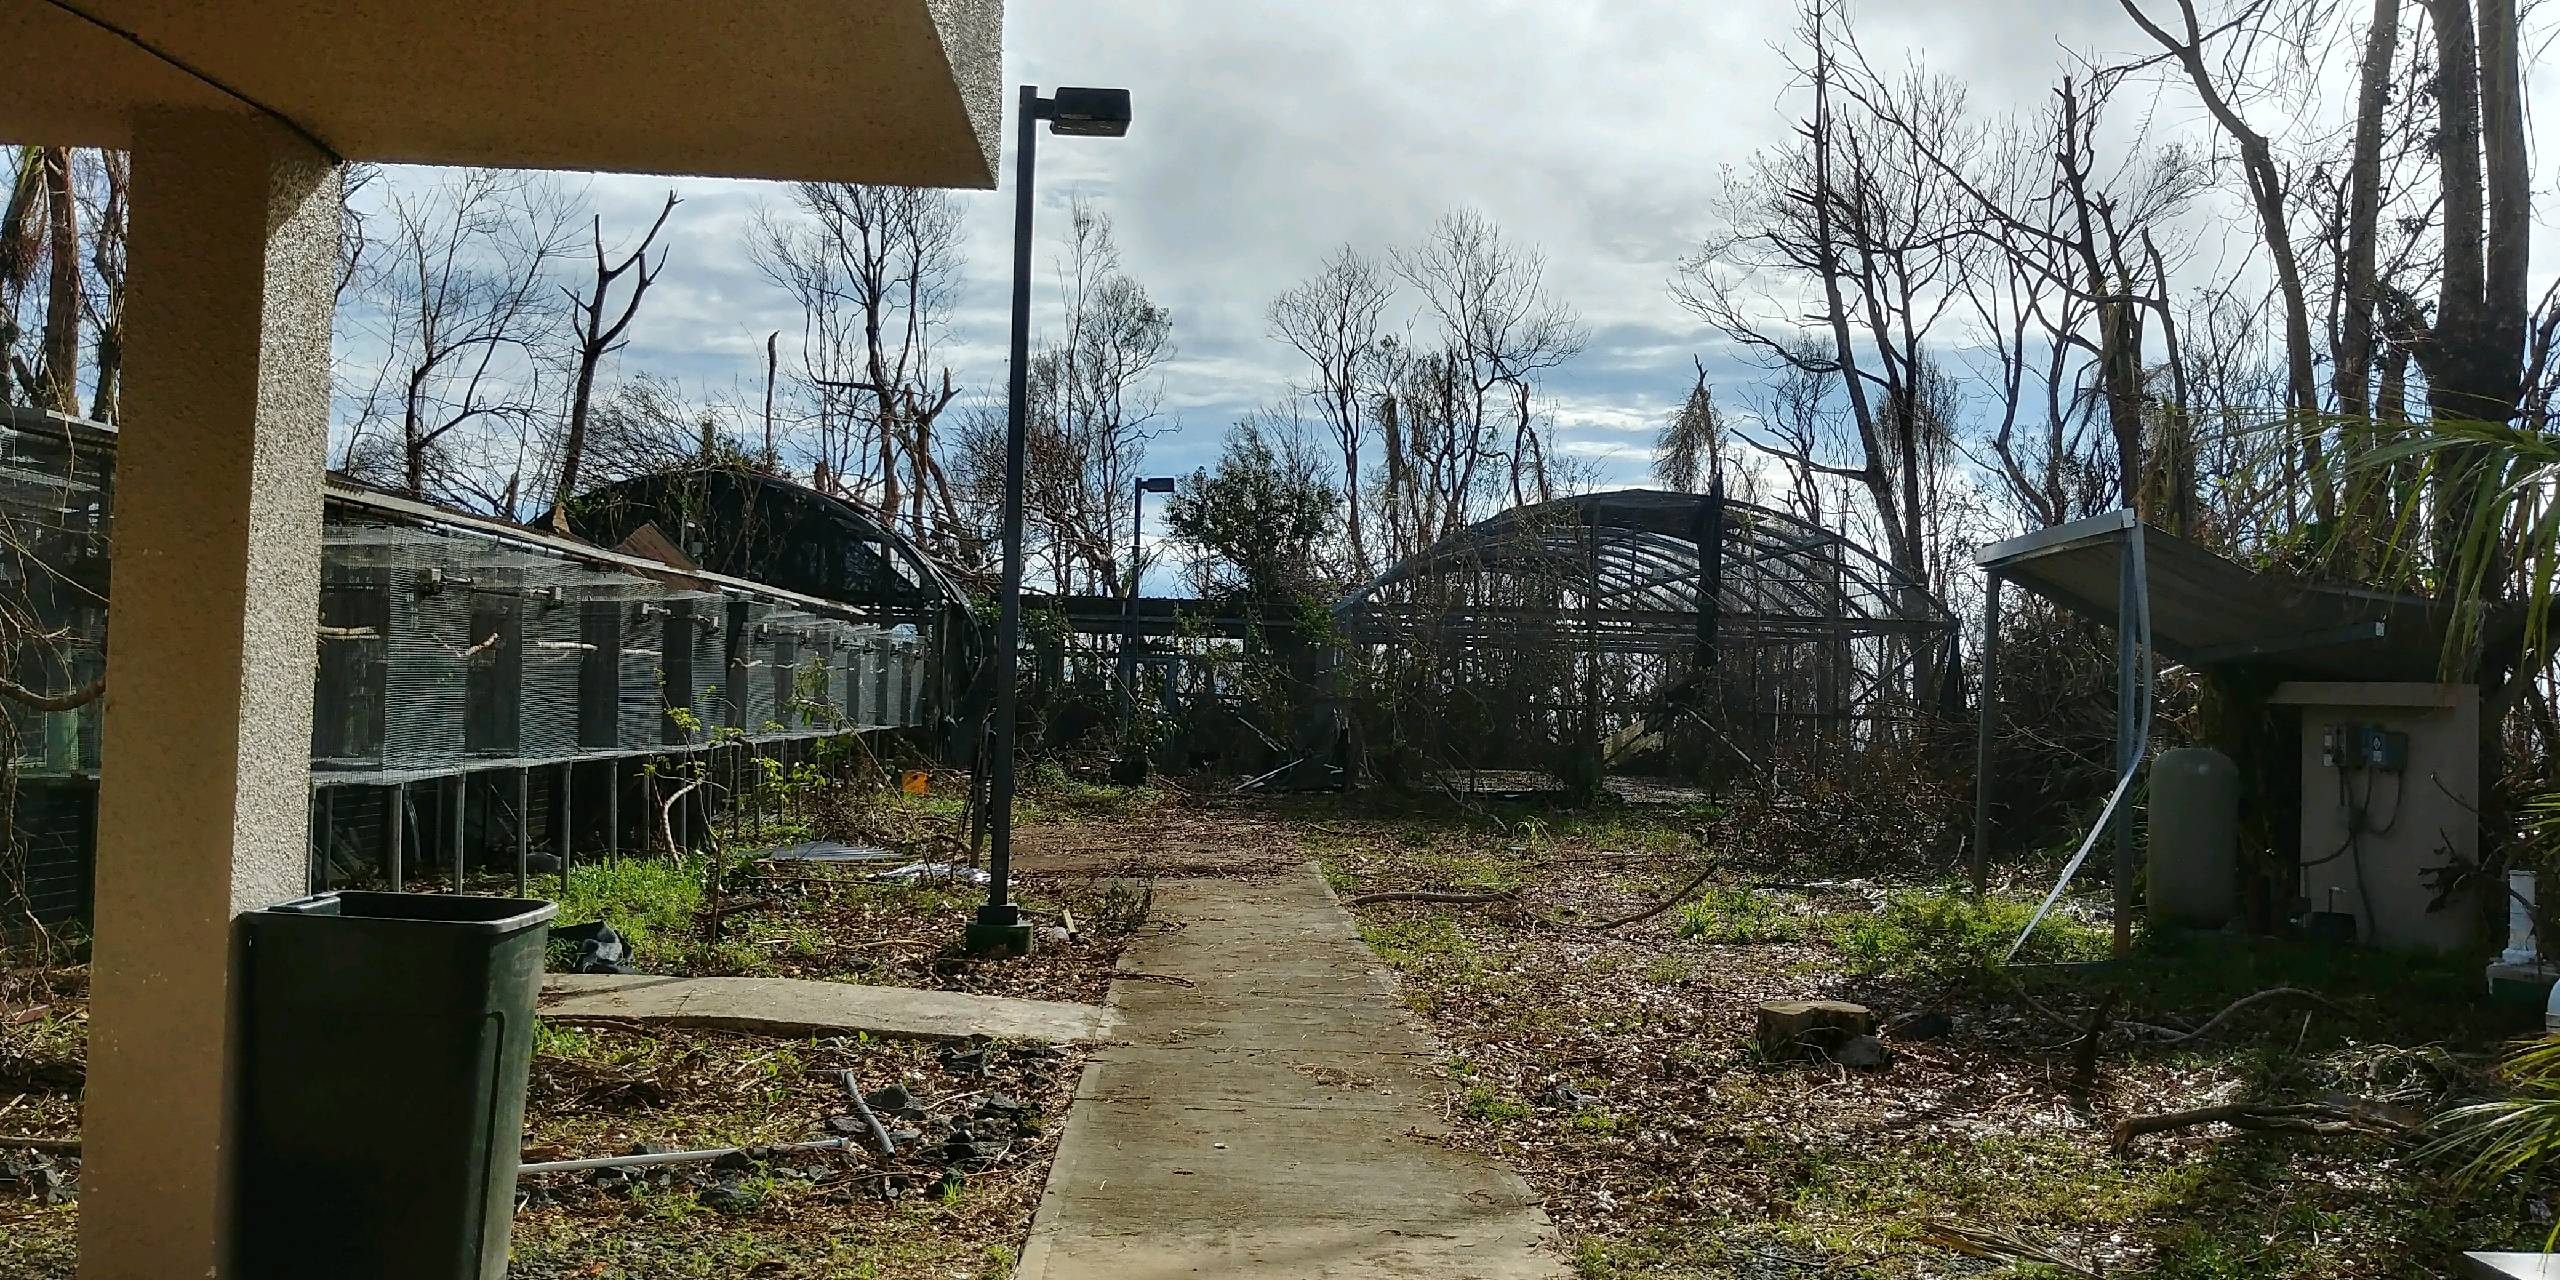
[1755,999,1873,1056]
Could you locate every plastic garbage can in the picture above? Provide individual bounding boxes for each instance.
[239,891,556,1280]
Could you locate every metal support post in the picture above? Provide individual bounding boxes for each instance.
[606,759,620,865]
[514,767,530,898]
[387,782,405,891]
[1972,574,2001,898]
[557,760,574,895]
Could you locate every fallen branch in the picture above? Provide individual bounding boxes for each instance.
[518,1135,855,1177]
[1920,1219,2099,1279]
[1588,863,1716,933]
[2111,1098,2413,1151]
[2120,987,2357,1044]
[0,1135,79,1154]
[1342,888,1517,909]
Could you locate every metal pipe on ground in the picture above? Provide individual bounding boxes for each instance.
[516,1136,857,1177]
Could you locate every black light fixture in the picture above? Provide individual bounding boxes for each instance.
[1043,87,1133,137]
[967,85,1135,957]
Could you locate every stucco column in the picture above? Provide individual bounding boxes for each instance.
[79,111,338,1280]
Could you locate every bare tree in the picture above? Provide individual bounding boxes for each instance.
[1270,245,1394,578]
[1391,209,1586,512]
[2119,0,2326,522]
[1673,1,1972,602]
[339,169,578,512]
[549,191,678,529]
[753,182,968,552]
[78,150,127,423]
[1023,197,1174,594]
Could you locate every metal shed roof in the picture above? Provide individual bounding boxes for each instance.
[1975,510,2510,682]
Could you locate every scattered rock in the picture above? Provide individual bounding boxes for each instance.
[864,1083,927,1123]
[1833,1035,1891,1069]
[1541,1082,1603,1111]
[697,1178,757,1214]
[939,1038,994,1077]
[552,920,636,975]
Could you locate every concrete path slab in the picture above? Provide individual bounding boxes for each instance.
[1014,865,1570,1279]
[538,974,1118,1044]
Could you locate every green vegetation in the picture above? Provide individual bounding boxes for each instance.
[1358,914,1474,967]
[550,856,703,968]
[1460,1084,1532,1124]
[1832,887,2109,980]
[1674,886,1804,943]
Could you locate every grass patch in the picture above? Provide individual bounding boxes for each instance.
[1359,915,1475,968]
[1833,887,2107,980]
[552,856,703,968]
[1460,1084,1533,1123]
[1674,887,1804,943]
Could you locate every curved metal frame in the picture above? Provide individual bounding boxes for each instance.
[1334,490,1960,767]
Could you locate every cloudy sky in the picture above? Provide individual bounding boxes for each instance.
[346,0,2560,530]
[352,1,2173,486]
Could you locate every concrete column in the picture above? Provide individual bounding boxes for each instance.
[80,112,338,1280]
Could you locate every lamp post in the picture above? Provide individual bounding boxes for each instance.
[968,85,1133,957]
[1118,476,1178,726]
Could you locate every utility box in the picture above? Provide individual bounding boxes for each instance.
[2150,746,2239,929]
[2271,681,2482,953]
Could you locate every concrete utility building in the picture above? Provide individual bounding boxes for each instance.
[0,4,1004,1274]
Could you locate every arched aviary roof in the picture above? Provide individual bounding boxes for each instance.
[1337,489,1956,653]
[565,468,972,621]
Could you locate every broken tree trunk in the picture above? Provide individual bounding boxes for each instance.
[1755,999,1872,1055]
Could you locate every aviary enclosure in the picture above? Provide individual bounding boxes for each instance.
[1333,489,1961,791]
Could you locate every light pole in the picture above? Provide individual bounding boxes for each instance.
[968,85,1133,957]
[1118,476,1177,726]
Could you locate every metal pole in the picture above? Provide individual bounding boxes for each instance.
[2114,538,2138,957]
[387,781,405,891]
[606,758,620,866]
[977,85,1041,946]
[514,767,531,899]
[1971,574,2000,898]
[449,773,466,886]
[558,760,574,895]
[1119,480,1144,724]
[315,785,333,894]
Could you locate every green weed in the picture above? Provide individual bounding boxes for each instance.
[1675,887,1804,943]
[1833,888,2106,980]
[552,856,704,965]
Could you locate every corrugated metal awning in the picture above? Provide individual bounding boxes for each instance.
[1975,511,2508,682]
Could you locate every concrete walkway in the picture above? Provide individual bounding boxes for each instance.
[1015,865,1568,1279]
[539,974,1118,1044]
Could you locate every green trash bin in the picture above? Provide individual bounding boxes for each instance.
[240,891,556,1280]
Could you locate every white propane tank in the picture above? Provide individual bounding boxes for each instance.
[2149,746,2240,929]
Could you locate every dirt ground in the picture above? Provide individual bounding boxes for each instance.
[0,773,1166,1280]
[1298,787,2547,1279]
[5,778,2556,1277]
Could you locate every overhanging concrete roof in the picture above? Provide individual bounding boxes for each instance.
[1976,510,2518,683]
[3,0,1001,185]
